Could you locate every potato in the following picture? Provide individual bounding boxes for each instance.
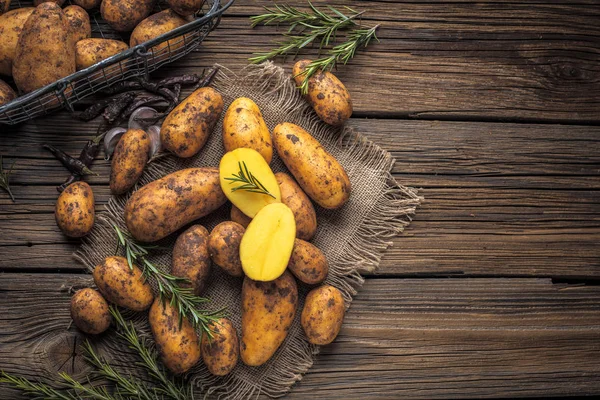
[64,5,91,43]
[273,123,351,209]
[288,239,328,285]
[240,203,296,282]
[73,0,102,10]
[293,59,352,126]
[101,0,154,32]
[241,270,298,366]
[130,9,188,59]
[301,285,345,345]
[55,181,95,238]
[201,318,239,376]
[0,0,9,16]
[161,87,223,158]
[76,39,129,71]
[34,0,65,6]
[172,225,211,295]
[230,205,251,228]
[0,79,16,106]
[275,172,317,240]
[223,97,273,163]
[167,0,205,16]
[70,288,111,335]
[110,129,150,195]
[93,256,154,311]
[0,7,35,77]
[13,2,76,94]
[125,168,227,242]
[208,221,244,277]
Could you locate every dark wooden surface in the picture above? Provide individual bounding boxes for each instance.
[1,0,599,398]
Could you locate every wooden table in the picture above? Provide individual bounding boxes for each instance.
[1,1,599,398]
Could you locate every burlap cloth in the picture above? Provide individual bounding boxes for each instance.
[75,62,421,399]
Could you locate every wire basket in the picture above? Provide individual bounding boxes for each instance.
[0,0,234,126]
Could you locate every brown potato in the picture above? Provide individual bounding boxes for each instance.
[34,0,65,5]
[0,0,10,16]
[76,39,129,71]
[230,205,251,228]
[0,79,16,106]
[55,181,95,238]
[73,0,102,10]
[149,298,201,374]
[161,87,223,158]
[0,7,35,77]
[110,128,150,195]
[130,9,188,60]
[275,172,317,240]
[293,59,352,126]
[70,288,111,335]
[287,239,328,285]
[64,5,91,43]
[93,256,154,311]
[273,123,351,209]
[201,318,239,376]
[172,225,211,295]
[125,168,227,242]
[241,270,298,366]
[301,285,345,345]
[208,221,244,277]
[167,0,205,16]
[101,0,154,32]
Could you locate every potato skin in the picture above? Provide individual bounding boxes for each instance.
[76,39,129,70]
[0,79,16,106]
[275,172,317,240]
[129,9,187,56]
[301,285,345,345]
[101,0,154,32]
[161,87,223,158]
[0,7,35,77]
[201,318,239,376]
[125,167,227,242]
[230,205,251,228]
[64,5,91,43]
[110,129,150,195]
[55,181,95,238]
[168,0,205,16]
[241,270,298,366]
[208,221,244,277]
[70,288,111,335]
[149,298,201,374]
[293,59,352,126]
[34,0,65,6]
[73,0,102,10]
[273,123,351,209]
[223,97,273,163]
[172,225,211,295]
[288,239,328,285]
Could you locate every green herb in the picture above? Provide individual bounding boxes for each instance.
[0,156,16,202]
[225,161,276,199]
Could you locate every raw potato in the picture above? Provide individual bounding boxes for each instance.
[125,167,227,242]
[73,0,102,10]
[110,128,150,195]
[75,38,129,80]
[230,205,251,228]
[241,271,298,366]
[0,7,35,76]
[223,97,273,163]
[201,318,239,376]
[287,239,328,285]
[239,203,296,282]
[130,9,188,58]
[101,0,154,32]
[161,87,223,158]
[208,221,244,277]
[64,5,91,43]
[168,0,205,16]
[0,79,16,106]
[293,59,353,126]
[0,0,9,16]
[55,181,95,238]
[301,285,345,345]
[273,123,351,209]
[93,256,154,311]
[13,2,76,94]
[149,298,201,374]
[34,0,65,5]
[70,288,111,335]
[172,225,211,295]
[275,172,317,240]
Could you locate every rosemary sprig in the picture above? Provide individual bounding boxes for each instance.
[224,161,276,199]
[0,155,16,202]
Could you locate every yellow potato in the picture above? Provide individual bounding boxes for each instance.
[0,7,35,77]
[70,288,111,335]
[273,123,351,209]
[34,0,65,5]
[0,79,16,106]
[223,97,273,163]
[301,285,345,345]
[230,205,251,228]
[55,181,95,238]
[201,318,239,376]
[275,172,317,240]
[287,239,328,285]
[208,221,245,277]
[172,225,211,295]
[241,271,298,366]
[240,203,296,282]
[168,0,205,16]
[101,0,154,32]
[110,128,150,195]
[76,39,129,71]
[130,9,188,59]
[73,0,102,10]
[64,5,91,43]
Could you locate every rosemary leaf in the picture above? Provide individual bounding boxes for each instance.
[224,161,276,199]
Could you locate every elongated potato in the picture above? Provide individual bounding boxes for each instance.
[172,225,211,295]
[241,271,298,366]
[288,239,328,285]
[301,285,345,345]
[55,181,95,238]
[0,79,16,106]
[275,172,317,240]
[161,87,223,158]
[208,221,244,277]
[0,7,35,77]
[125,168,227,242]
[64,5,91,43]
[76,39,129,71]
[70,288,111,335]
[110,129,150,195]
[73,0,102,10]
[273,123,351,209]
[93,256,154,311]
[201,318,239,376]
[149,298,201,374]
[130,8,188,60]
[101,0,154,32]
[168,0,205,16]
[230,205,251,228]
[223,97,273,163]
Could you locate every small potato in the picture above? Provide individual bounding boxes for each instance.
[64,5,91,43]
[230,205,251,228]
[223,97,273,163]
[0,0,10,16]
[110,128,150,195]
[73,0,102,10]
[149,298,201,374]
[168,0,205,16]
[0,79,16,106]
[172,225,211,295]
[34,0,66,5]
[287,239,328,285]
[0,7,35,77]
[201,318,239,376]
[275,172,317,240]
[130,9,188,59]
[241,271,298,366]
[161,86,223,158]
[76,39,129,71]
[301,285,345,345]
[293,59,352,126]
[101,0,154,32]
[273,123,351,209]
[70,288,111,335]
[93,256,154,311]
[55,181,95,238]
[208,221,244,277]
